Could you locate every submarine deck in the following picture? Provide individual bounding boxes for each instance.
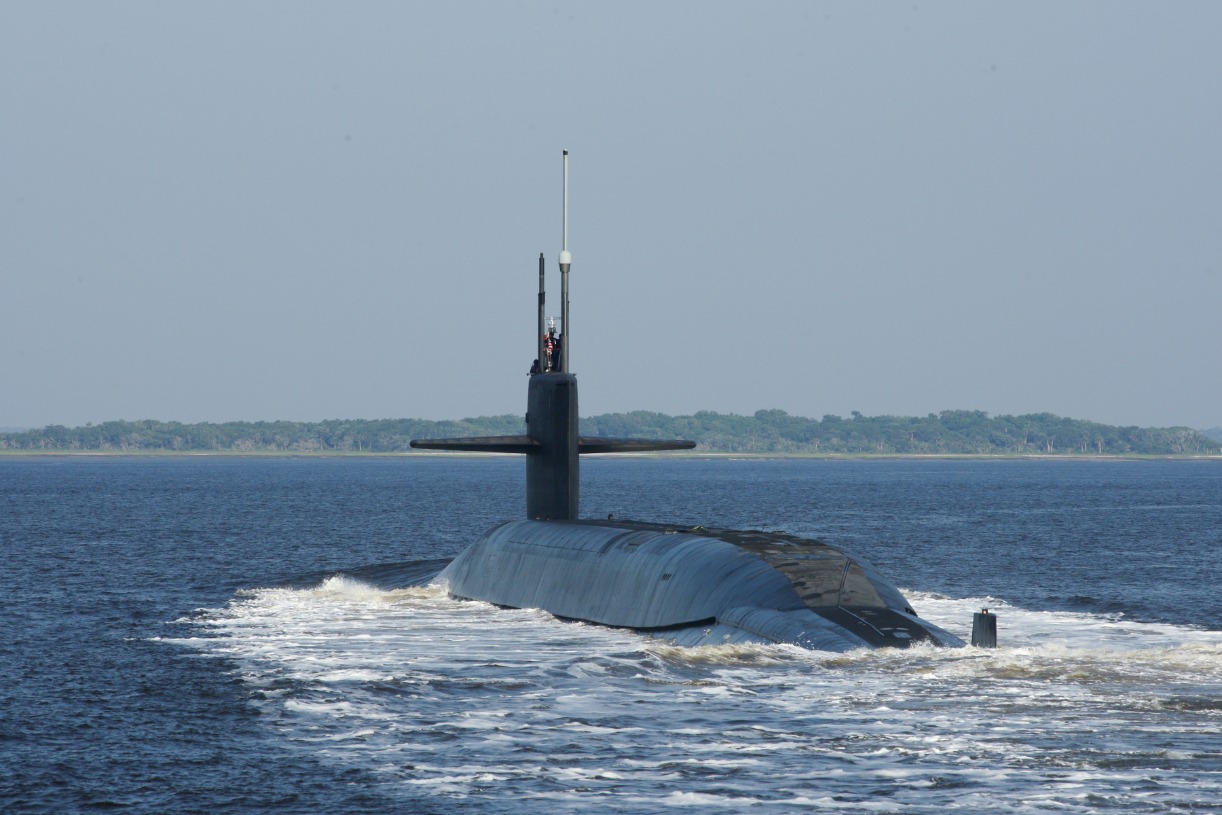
[439,516,964,651]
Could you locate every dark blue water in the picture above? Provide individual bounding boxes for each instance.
[2,457,1219,813]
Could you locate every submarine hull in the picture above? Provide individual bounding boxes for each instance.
[440,518,964,651]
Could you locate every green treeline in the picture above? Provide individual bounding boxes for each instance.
[1,410,1217,455]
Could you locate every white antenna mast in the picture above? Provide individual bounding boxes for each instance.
[558,150,571,373]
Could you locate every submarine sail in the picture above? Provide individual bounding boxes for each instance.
[410,151,963,651]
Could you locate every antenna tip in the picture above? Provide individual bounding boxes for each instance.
[563,149,568,156]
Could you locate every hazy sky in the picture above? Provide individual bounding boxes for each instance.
[3,2,1219,430]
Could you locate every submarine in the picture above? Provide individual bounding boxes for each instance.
[411,152,964,652]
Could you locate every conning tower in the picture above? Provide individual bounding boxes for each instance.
[410,151,694,518]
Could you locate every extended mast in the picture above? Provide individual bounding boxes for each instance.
[559,149,571,374]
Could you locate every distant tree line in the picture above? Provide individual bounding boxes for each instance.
[1,410,1217,455]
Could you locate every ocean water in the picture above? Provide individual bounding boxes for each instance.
[1,456,1219,814]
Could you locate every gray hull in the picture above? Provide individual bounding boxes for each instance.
[440,518,963,651]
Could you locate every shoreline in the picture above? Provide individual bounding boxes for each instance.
[2,450,1219,462]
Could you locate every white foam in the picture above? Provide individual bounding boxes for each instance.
[172,577,1222,814]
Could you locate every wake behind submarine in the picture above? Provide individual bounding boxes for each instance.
[411,152,965,652]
